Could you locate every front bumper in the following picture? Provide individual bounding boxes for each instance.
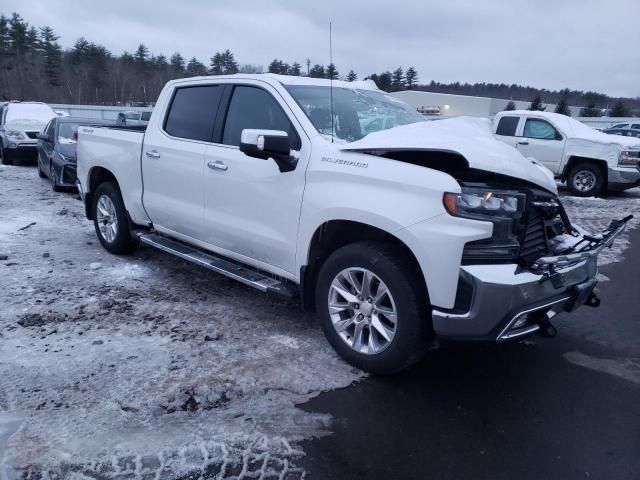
[433,217,628,341]
[608,166,640,191]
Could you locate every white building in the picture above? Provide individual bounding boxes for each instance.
[391,90,582,118]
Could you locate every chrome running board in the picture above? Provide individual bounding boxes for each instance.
[137,232,297,297]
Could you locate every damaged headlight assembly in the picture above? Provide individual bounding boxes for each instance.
[443,187,526,261]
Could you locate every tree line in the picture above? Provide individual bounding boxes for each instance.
[0,11,637,116]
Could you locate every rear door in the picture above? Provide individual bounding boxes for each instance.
[202,83,309,276]
[39,119,56,171]
[141,84,224,240]
[515,117,566,174]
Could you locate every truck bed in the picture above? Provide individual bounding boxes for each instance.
[76,126,149,225]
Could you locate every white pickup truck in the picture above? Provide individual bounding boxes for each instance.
[76,75,630,374]
[494,110,640,196]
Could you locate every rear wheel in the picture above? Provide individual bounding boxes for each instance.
[567,162,604,197]
[37,160,47,178]
[50,163,63,192]
[316,241,432,374]
[0,148,12,165]
[92,181,139,254]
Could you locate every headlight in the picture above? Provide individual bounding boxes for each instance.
[58,152,76,163]
[619,150,640,166]
[444,187,526,261]
[6,130,26,140]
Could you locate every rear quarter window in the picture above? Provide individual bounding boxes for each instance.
[496,116,519,136]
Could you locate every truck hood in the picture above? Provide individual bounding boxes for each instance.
[341,117,557,194]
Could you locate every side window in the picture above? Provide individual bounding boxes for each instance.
[631,124,640,130]
[222,86,300,150]
[164,85,223,142]
[523,119,559,140]
[496,116,519,136]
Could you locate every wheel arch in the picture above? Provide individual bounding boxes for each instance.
[85,166,119,220]
[300,220,428,312]
[561,156,608,183]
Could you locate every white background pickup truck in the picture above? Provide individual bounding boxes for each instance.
[494,110,640,196]
[76,74,628,373]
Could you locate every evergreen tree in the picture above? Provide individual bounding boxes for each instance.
[346,70,357,82]
[528,95,546,111]
[554,97,571,116]
[504,100,516,111]
[187,57,207,76]
[221,49,238,74]
[210,52,224,75]
[268,59,289,75]
[581,102,600,117]
[38,26,62,88]
[309,64,325,78]
[391,67,405,91]
[289,61,302,76]
[405,66,417,89]
[169,52,185,76]
[326,63,338,80]
[610,101,629,117]
[371,71,392,91]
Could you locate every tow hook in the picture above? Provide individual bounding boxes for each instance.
[531,311,558,338]
[585,291,600,308]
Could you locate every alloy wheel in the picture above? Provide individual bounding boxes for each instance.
[96,194,119,243]
[328,267,398,355]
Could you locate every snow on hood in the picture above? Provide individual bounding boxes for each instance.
[550,114,640,149]
[341,117,558,193]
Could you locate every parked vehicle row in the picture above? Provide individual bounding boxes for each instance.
[494,110,640,196]
[36,116,114,191]
[73,74,632,374]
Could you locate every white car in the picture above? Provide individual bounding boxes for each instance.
[75,75,629,373]
[494,110,640,196]
[0,101,57,165]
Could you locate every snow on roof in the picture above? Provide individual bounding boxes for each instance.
[500,110,640,147]
[170,73,379,91]
[5,102,56,125]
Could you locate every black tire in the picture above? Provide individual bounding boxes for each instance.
[50,164,63,192]
[37,161,47,178]
[0,148,13,165]
[315,241,432,375]
[567,162,605,197]
[92,181,139,254]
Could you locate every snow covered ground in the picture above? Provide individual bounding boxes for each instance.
[0,165,638,479]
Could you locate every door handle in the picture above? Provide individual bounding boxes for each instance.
[207,161,228,171]
[145,150,161,159]
[517,141,529,145]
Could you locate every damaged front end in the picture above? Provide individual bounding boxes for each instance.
[433,181,632,342]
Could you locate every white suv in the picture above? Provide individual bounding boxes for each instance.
[0,101,56,165]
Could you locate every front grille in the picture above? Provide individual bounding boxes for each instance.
[519,207,549,262]
[25,131,38,139]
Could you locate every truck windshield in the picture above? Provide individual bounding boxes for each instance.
[285,85,425,142]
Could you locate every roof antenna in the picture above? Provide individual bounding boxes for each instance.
[329,21,334,143]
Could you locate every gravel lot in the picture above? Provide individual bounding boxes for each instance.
[1,164,638,479]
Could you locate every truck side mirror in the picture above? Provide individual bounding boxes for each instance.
[37,133,49,141]
[240,129,290,160]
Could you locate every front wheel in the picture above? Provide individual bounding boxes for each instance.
[315,241,432,375]
[567,162,605,197]
[92,181,139,254]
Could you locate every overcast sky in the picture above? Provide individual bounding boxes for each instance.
[3,0,639,97]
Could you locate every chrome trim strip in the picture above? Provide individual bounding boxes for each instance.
[496,296,571,342]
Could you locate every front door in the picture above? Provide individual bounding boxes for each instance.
[202,84,309,275]
[516,117,566,174]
